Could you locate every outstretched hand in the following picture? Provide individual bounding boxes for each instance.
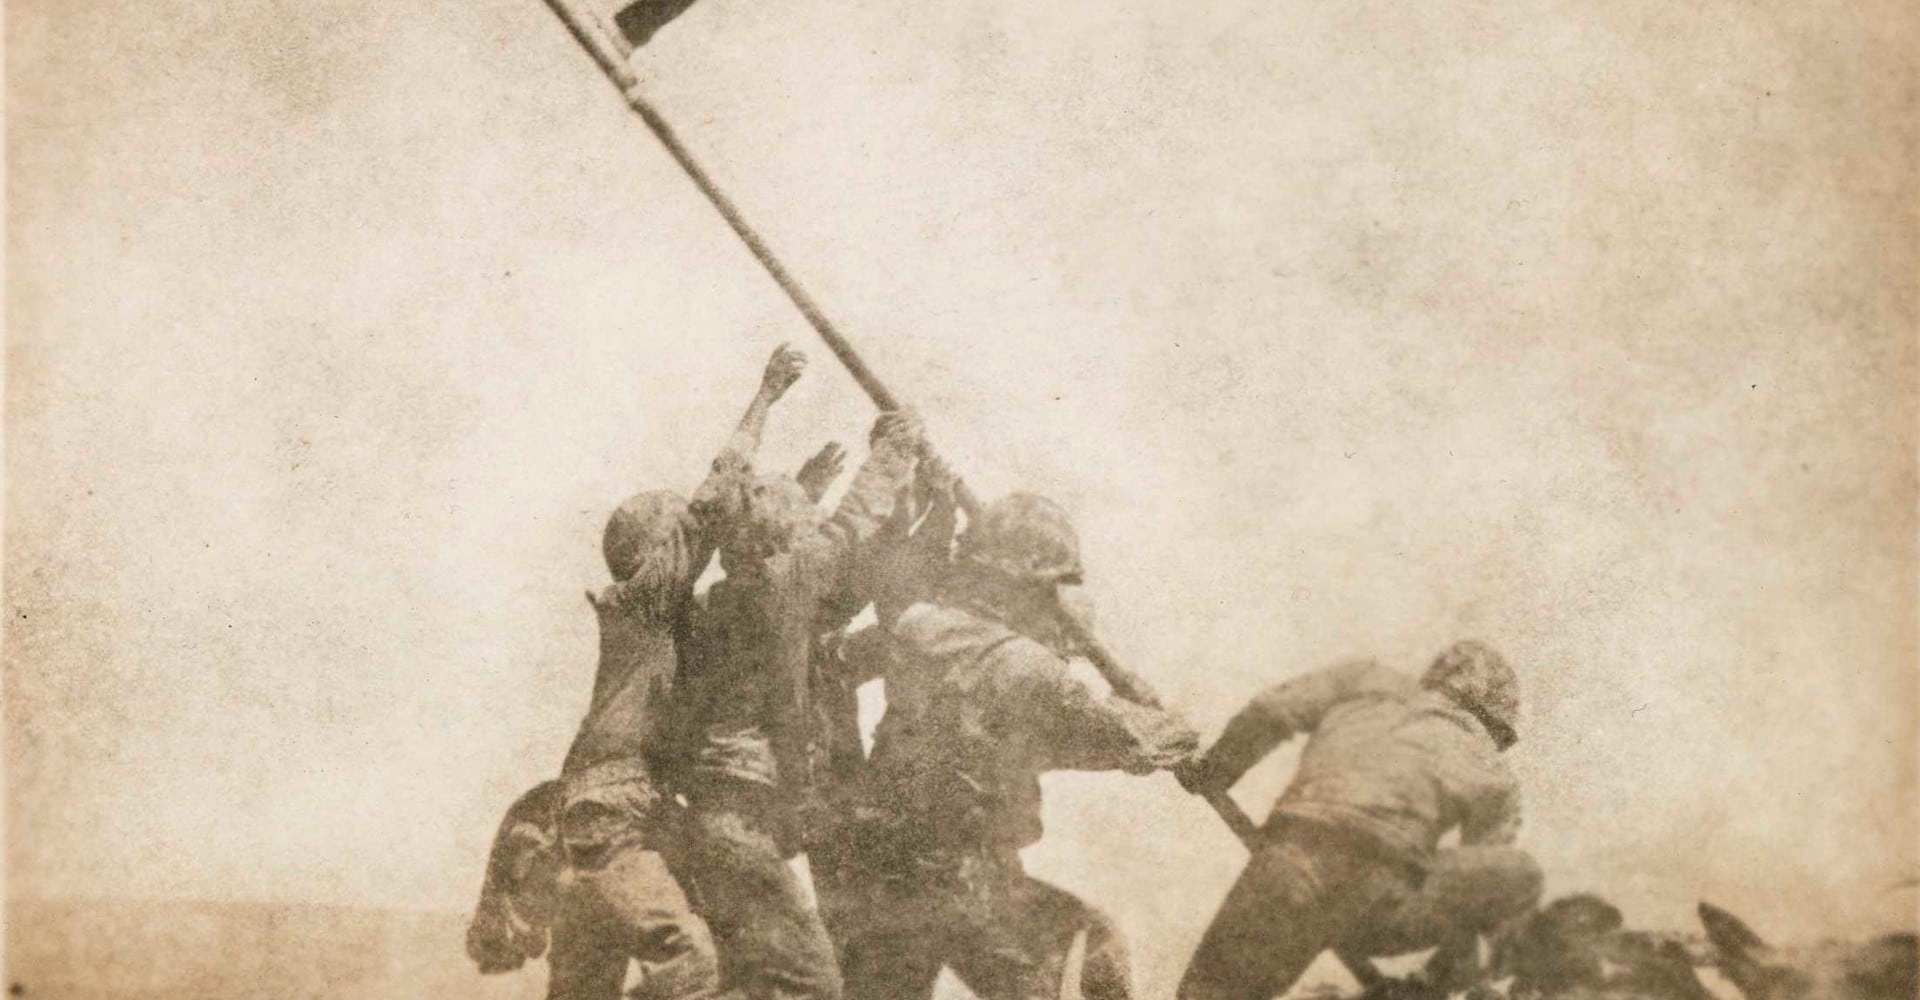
[796,441,848,503]
[760,343,808,400]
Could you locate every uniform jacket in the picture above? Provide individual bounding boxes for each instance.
[1202,659,1521,869]
[676,438,915,810]
[868,601,1195,851]
[558,452,747,811]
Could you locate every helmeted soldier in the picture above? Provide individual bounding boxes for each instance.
[671,407,926,1000]
[466,345,813,1000]
[835,492,1199,1000]
[1174,640,1544,1000]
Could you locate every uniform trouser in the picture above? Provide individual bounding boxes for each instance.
[685,784,843,1000]
[1341,843,1544,989]
[1177,821,1542,1000]
[835,846,1134,1000]
[548,806,723,1000]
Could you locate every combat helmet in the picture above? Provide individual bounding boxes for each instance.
[957,492,1084,585]
[1421,639,1520,750]
[601,490,694,583]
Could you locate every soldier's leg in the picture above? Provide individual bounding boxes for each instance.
[801,833,860,960]
[1341,846,1543,992]
[835,898,943,1000]
[1018,877,1135,1000]
[1177,830,1401,1000]
[589,844,725,1000]
[686,786,843,1000]
[546,898,630,1000]
[820,822,945,1000]
[940,854,1133,1000]
[560,800,724,1000]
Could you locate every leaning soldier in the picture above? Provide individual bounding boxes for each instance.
[672,408,926,1000]
[836,493,1199,1000]
[1174,640,1544,1000]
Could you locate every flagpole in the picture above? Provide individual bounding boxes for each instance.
[540,0,904,415]
[536,0,1263,850]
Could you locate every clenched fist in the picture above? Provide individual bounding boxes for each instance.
[760,343,808,399]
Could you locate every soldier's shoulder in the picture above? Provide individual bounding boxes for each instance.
[1318,657,1418,695]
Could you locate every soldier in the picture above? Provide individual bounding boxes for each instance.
[672,408,927,1000]
[1174,641,1544,1000]
[465,345,811,1000]
[836,493,1199,1000]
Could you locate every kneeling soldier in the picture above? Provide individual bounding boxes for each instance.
[1175,641,1543,1000]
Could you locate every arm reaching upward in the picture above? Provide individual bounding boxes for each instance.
[726,343,807,460]
[805,410,926,578]
[689,344,809,562]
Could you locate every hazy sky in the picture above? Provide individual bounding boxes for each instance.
[7,0,1915,993]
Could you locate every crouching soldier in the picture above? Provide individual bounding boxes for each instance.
[1174,641,1544,1000]
[837,493,1199,1000]
[673,409,926,1000]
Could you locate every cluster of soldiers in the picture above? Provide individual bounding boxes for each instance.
[466,346,1544,1000]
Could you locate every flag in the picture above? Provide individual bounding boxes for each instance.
[573,0,705,59]
[610,0,704,51]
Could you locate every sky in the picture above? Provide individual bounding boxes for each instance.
[6,0,1916,993]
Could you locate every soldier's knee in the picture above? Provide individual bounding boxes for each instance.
[1431,846,1544,930]
[1490,849,1545,919]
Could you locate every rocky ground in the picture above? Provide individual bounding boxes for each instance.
[6,895,1913,1000]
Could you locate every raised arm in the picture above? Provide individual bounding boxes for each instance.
[726,343,806,461]
[688,345,808,566]
[1180,658,1405,795]
[861,453,960,623]
[804,410,925,579]
[905,452,960,565]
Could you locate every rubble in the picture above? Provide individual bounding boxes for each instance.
[1299,896,1917,1000]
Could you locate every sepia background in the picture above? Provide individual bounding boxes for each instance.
[6,0,1915,995]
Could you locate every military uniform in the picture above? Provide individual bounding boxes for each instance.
[836,597,1196,1000]
[673,423,919,1000]
[543,479,764,1000]
[1177,648,1542,1000]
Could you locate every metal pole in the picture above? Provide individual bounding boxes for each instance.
[537,0,1263,848]
[539,0,902,414]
